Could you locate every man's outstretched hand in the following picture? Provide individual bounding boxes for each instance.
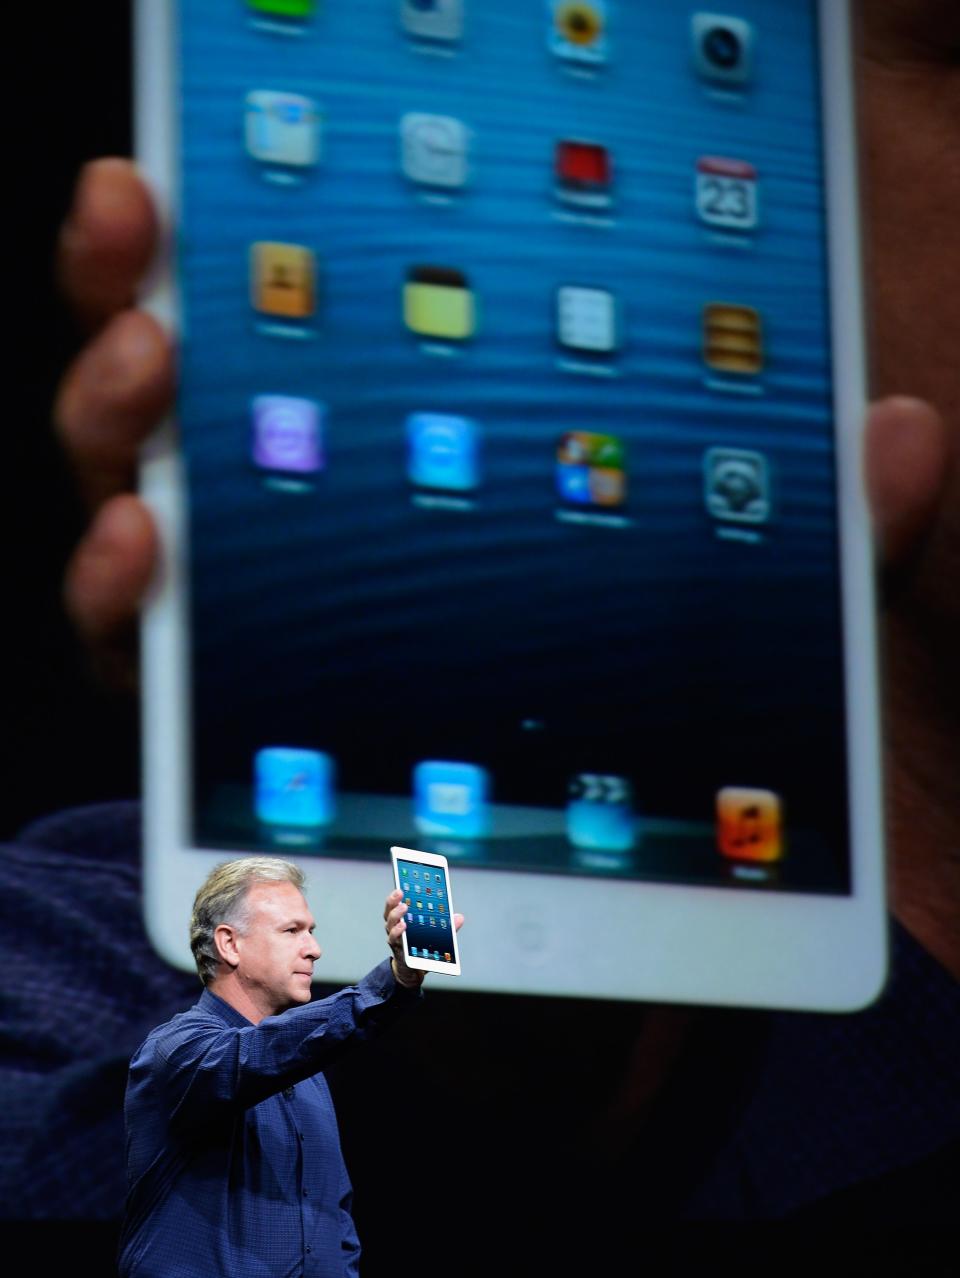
[384,888,465,989]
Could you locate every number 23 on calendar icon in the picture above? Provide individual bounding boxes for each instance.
[696,156,759,231]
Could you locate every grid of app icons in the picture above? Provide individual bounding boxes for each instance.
[399,859,455,963]
[240,6,788,865]
[240,7,773,526]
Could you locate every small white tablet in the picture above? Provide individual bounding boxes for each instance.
[391,847,461,977]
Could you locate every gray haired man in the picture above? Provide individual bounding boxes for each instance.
[118,857,462,1277]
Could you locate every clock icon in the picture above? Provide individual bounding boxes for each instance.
[401,113,469,189]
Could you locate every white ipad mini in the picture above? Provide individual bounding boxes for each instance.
[391,847,461,976]
[136,1,887,1011]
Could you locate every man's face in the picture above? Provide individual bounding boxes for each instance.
[233,881,322,1017]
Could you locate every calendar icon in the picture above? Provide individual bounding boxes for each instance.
[696,156,759,230]
[556,286,619,354]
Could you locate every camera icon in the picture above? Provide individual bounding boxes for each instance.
[692,13,754,85]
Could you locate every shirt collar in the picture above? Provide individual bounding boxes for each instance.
[197,985,255,1028]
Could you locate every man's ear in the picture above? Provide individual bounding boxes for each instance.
[214,923,242,971]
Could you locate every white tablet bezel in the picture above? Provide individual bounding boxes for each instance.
[391,847,462,977]
[137,0,887,1011]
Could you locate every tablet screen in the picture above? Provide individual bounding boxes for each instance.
[395,855,457,966]
[173,1,852,899]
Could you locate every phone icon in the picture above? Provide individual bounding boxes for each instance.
[254,748,335,827]
[555,139,612,207]
[703,303,763,374]
[414,761,490,838]
[401,114,468,188]
[703,447,771,524]
[251,242,315,319]
[252,396,325,474]
[556,286,619,354]
[692,13,754,85]
[404,266,475,340]
[716,787,783,862]
[696,156,758,230]
[400,0,462,42]
[549,1,608,65]
[406,413,479,493]
[245,92,321,168]
[556,431,626,509]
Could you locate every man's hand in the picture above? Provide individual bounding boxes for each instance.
[384,889,464,989]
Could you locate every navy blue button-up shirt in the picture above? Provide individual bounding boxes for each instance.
[118,959,420,1277]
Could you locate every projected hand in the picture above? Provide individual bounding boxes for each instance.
[54,158,173,688]
[856,0,959,979]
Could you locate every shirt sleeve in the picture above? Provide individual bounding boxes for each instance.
[138,958,421,1126]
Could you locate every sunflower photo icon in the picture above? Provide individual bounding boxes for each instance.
[549,0,608,65]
